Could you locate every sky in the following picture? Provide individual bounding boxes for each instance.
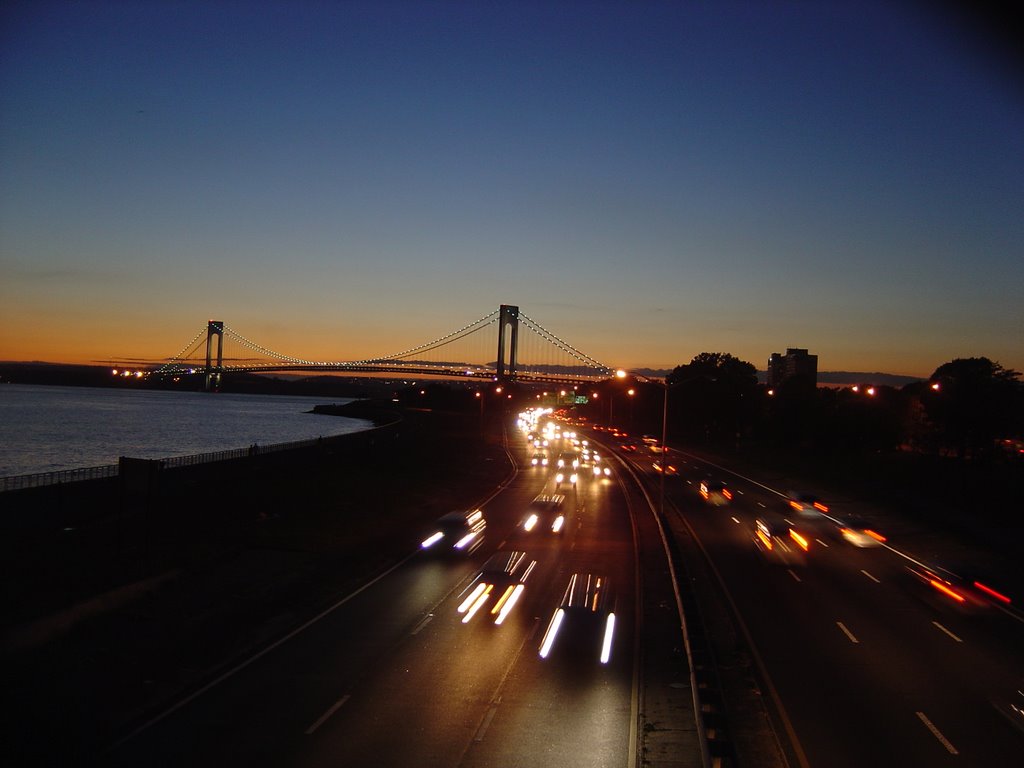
[1,1,1021,378]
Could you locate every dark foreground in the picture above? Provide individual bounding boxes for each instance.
[0,402,513,764]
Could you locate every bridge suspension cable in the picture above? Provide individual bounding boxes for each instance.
[353,309,500,364]
[222,325,340,367]
[148,306,613,384]
[518,312,611,374]
[152,326,211,375]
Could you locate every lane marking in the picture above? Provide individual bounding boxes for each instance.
[465,620,539,750]
[836,621,859,644]
[730,516,741,524]
[916,711,959,754]
[473,705,498,742]
[860,570,880,583]
[305,694,350,735]
[815,539,830,548]
[931,621,963,643]
[757,502,766,508]
[783,518,795,526]
[787,569,802,582]
[411,613,434,635]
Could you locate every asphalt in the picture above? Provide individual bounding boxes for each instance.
[2,404,1019,767]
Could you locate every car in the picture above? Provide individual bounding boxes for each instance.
[787,491,829,517]
[555,451,579,470]
[837,525,885,548]
[521,493,567,534]
[699,480,732,505]
[420,509,486,554]
[554,469,578,488]
[905,561,1012,613]
[457,550,537,625]
[652,461,678,476]
[530,451,549,467]
[753,516,810,566]
[539,573,617,664]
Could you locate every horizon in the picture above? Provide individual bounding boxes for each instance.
[0,358,929,387]
[2,2,1021,379]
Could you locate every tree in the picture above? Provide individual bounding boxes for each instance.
[667,353,759,445]
[923,357,1023,459]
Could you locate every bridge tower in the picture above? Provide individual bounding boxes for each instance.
[205,320,224,392]
[496,304,519,383]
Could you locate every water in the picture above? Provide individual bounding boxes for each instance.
[0,384,371,477]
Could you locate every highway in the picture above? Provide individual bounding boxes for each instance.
[105,419,665,767]
[607,429,1024,768]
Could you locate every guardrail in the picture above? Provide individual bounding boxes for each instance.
[0,433,358,493]
[0,464,120,492]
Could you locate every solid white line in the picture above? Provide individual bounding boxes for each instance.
[305,694,350,734]
[861,570,880,583]
[836,621,859,644]
[815,539,830,548]
[411,613,434,635]
[109,551,420,749]
[931,621,963,643]
[787,569,802,583]
[916,711,959,754]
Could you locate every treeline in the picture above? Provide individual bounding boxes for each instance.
[586,353,1024,462]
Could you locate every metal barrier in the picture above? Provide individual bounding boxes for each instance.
[0,464,120,492]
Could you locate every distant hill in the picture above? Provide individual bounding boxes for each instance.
[814,371,924,388]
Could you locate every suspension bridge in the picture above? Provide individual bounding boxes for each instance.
[140,305,615,390]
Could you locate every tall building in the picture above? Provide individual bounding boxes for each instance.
[767,348,818,388]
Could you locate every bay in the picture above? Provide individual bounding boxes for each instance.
[0,384,370,477]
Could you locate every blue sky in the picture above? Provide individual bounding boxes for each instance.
[1,0,1021,377]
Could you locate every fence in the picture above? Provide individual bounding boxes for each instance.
[0,433,361,493]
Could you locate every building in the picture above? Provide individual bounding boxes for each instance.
[767,348,818,388]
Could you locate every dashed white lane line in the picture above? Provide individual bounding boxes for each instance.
[815,539,830,548]
[836,621,860,644]
[411,613,434,635]
[731,516,741,524]
[861,570,881,583]
[931,621,963,643]
[916,711,959,754]
[305,694,351,735]
[787,569,802,582]
[474,705,498,742]
[757,502,766,508]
